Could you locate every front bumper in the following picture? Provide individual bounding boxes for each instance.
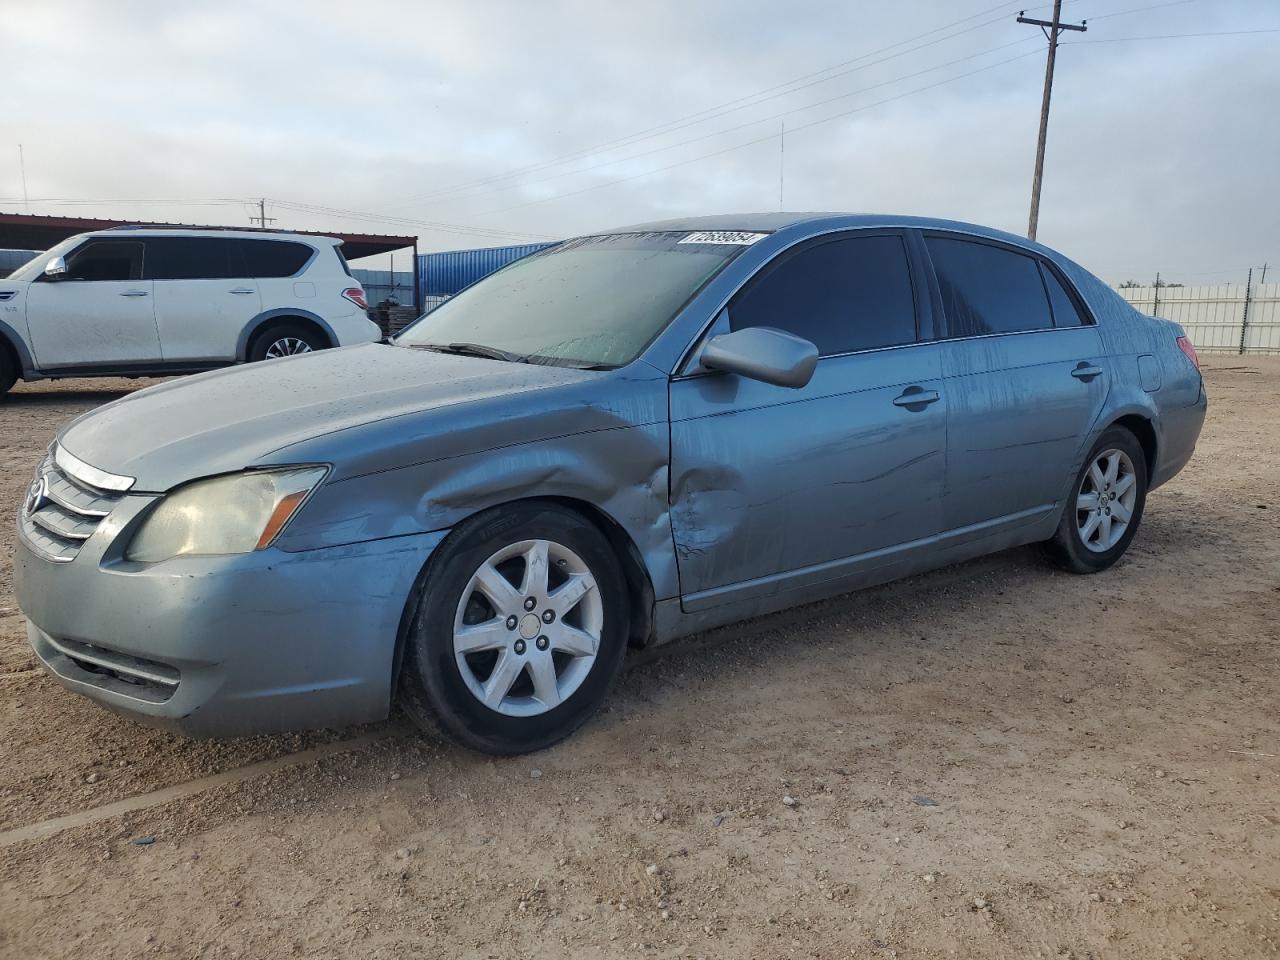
[14,513,444,737]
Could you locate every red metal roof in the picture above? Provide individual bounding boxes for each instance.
[0,211,415,261]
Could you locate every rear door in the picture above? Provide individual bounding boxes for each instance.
[146,237,260,361]
[239,238,318,314]
[25,239,161,367]
[923,233,1109,535]
[669,230,948,611]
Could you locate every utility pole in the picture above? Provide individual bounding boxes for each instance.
[249,198,276,229]
[1260,262,1269,285]
[1018,3,1086,242]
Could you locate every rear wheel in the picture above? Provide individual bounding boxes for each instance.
[1044,426,1148,574]
[400,502,629,755]
[248,323,325,362]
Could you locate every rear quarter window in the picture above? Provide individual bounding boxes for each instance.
[238,240,314,278]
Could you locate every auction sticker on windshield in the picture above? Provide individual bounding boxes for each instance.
[678,231,769,245]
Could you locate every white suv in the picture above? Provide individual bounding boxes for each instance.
[0,228,381,396]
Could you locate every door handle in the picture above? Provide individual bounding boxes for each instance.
[1071,362,1104,381]
[892,387,941,408]
[119,290,149,297]
[228,287,255,295]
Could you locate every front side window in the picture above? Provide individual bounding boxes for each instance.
[729,234,916,355]
[239,240,314,278]
[927,237,1053,337]
[63,240,144,282]
[398,232,749,368]
[144,237,243,280]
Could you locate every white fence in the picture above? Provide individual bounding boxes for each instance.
[1115,282,1280,355]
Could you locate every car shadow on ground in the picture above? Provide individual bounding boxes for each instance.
[4,388,134,406]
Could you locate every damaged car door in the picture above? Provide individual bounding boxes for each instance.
[669,230,947,614]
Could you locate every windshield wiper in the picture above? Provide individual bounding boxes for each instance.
[411,341,614,371]
[415,342,529,363]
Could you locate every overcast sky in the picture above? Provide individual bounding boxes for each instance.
[1,0,1276,283]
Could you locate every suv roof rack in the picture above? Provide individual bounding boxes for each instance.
[101,224,302,235]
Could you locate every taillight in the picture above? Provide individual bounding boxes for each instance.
[342,287,368,311]
[1176,335,1200,370]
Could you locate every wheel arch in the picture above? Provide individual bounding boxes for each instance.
[0,319,34,378]
[1110,413,1158,476]
[236,308,338,360]
[389,494,658,700]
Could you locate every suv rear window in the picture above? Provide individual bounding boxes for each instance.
[238,240,313,278]
[144,237,243,280]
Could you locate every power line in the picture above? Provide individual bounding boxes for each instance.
[465,37,1037,201]
[386,0,1037,209]
[1081,0,1197,22]
[477,47,1044,217]
[1066,27,1280,42]
[265,197,554,242]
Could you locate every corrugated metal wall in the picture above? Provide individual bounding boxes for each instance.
[418,242,554,297]
[1116,283,1280,355]
[351,268,416,307]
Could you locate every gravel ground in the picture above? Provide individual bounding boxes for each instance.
[0,358,1277,960]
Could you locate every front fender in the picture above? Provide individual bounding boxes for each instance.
[273,421,680,602]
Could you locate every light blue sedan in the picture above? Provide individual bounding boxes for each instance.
[14,214,1206,754]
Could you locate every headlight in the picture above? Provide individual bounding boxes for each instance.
[125,467,327,563]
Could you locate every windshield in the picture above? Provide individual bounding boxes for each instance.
[6,234,90,281]
[397,231,760,368]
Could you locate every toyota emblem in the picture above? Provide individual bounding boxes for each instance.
[24,475,48,517]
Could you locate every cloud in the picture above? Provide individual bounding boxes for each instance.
[0,0,1274,280]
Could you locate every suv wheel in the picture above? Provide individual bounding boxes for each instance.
[400,502,629,755]
[248,323,325,362]
[1044,426,1148,574]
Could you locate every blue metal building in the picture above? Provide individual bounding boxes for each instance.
[418,242,555,297]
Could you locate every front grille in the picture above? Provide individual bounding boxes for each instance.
[19,454,127,562]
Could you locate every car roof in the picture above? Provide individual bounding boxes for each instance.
[79,227,339,245]
[597,212,1044,254]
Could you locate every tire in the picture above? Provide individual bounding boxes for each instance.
[1043,426,1149,574]
[247,323,325,362]
[399,501,630,755]
[0,348,14,398]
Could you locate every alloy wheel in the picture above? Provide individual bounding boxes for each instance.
[264,337,313,358]
[452,539,602,717]
[1076,447,1138,553]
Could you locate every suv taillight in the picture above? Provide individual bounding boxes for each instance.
[342,287,368,311]
[1176,335,1200,370]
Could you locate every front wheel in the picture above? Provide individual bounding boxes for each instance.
[1044,426,1149,574]
[399,502,629,755]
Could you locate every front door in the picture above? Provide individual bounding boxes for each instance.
[25,239,161,368]
[669,231,947,612]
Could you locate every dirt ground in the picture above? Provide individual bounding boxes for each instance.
[0,357,1277,960]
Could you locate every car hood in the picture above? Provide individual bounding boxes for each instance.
[55,344,649,491]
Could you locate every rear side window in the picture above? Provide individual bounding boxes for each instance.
[144,237,243,280]
[730,234,916,355]
[64,240,143,282]
[238,240,313,278]
[927,237,1052,337]
[1041,264,1087,327]
[334,246,353,277]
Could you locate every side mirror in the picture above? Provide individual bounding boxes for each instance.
[43,256,68,280]
[700,326,818,389]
